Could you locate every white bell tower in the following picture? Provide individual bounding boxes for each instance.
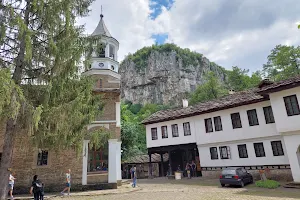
[90,10,119,73]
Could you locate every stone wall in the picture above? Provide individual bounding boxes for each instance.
[202,168,293,182]
[0,123,83,193]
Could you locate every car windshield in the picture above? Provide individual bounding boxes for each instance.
[222,169,236,175]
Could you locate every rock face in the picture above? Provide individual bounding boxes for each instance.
[120,48,226,106]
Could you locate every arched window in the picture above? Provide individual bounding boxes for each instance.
[111,65,115,71]
[97,43,106,58]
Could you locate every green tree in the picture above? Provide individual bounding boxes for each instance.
[189,72,227,105]
[226,66,262,91]
[263,45,300,81]
[121,102,170,159]
[0,0,109,197]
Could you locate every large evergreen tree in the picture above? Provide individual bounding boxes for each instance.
[0,0,109,197]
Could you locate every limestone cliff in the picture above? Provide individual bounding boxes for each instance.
[120,44,226,105]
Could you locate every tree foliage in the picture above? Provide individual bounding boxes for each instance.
[263,45,300,81]
[121,102,170,160]
[226,66,262,91]
[0,0,109,196]
[189,72,227,105]
[124,43,223,70]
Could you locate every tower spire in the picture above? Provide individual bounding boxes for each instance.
[100,5,104,19]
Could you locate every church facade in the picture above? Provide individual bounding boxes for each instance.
[0,14,122,192]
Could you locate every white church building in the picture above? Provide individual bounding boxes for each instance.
[143,77,300,182]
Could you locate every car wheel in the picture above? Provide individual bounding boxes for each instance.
[240,181,245,188]
[221,184,225,187]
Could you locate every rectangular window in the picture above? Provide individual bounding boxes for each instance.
[210,147,218,160]
[161,126,168,139]
[205,118,213,133]
[219,146,231,159]
[214,116,223,131]
[238,144,248,158]
[271,141,284,156]
[37,150,48,166]
[231,113,242,129]
[171,124,179,137]
[151,128,158,140]
[247,109,259,126]
[263,106,275,124]
[254,143,266,157]
[284,95,300,116]
[183,122,191,136]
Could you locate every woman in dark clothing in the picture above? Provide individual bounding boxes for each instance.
[30,175,44,200]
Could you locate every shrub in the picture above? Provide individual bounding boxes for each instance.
[255,180,280,189]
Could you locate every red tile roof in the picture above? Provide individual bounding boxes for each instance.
[142,88,267,125]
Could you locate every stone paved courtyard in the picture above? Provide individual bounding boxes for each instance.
[48,178,300,200]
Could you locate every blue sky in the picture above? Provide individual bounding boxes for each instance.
[149,0,174,44]
[149,0,174,19]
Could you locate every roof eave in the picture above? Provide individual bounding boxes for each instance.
[142,97,269,125]
[258,82,300,95]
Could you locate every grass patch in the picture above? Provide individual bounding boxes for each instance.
[255,180,280,189]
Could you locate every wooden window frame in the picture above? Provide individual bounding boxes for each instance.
[238,144,248,158]
[263,106,275,124]
[231,112,242,129]
[284,95,300,116]
[37,150,49,166]
[205,118,213,133]
[247,109,259,126]
[219,146,231,159]
[254,143,266,157]
[171,124,179,137]
[210,147,218,160]
[271,141,284,156]
[151,128,158,140]
[161,126,168,139]
[183,122,191,136]
[213,116,223,131]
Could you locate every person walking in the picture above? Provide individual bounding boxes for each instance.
[131,166,137,188]
[30,175,44,200]
[8,169,16,200]
[61,169,71,195]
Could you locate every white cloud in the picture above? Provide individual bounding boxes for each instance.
[152,0,300,71]
[78,0,300,72]
[78,0,158,60]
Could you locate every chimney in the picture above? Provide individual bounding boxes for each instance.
[229,89,235,95]
[182,99,189,108]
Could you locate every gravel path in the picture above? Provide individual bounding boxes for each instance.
[50,178,300,200]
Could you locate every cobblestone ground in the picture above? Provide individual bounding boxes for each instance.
[52,178,300,200]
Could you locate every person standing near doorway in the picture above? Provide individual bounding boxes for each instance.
[8,169,15,200]
[191,161,196,177]
[61,169,71,195]
[131,166,137,188]
[30,175,44,200]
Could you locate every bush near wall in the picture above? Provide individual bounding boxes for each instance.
[255,180,280,189]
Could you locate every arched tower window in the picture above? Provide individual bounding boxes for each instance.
[99,79,103,88]
[97,43,106,58]
[109,44,115,60]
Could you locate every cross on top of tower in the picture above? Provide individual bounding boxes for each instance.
[100,5,104,19]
